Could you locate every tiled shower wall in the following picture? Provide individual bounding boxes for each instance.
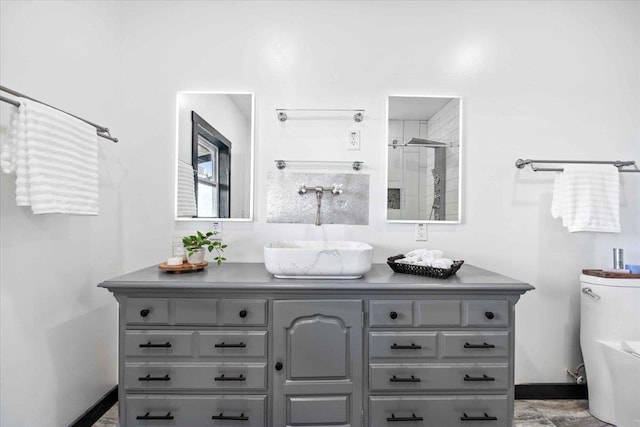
[427,98,460,221]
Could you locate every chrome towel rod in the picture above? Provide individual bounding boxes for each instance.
[0,85,118,143]
[516,159,640,173]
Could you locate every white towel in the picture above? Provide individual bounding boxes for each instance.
[177,161,197,217]
[1,98,99,215]
[551,164,620,233]
[421,250,443,265]
[406,249,429,258]
[431,258,454,269]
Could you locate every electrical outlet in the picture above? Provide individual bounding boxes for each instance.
[210,222,222,239]
[347,130,360,150]
[415,223,427,241]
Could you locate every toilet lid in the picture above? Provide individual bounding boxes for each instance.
[580,274,640,287]
[622,341,640,356]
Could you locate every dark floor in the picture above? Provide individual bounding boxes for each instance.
[95,400,613,426]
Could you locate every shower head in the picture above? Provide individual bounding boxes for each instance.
[387,138,448,148]
[406,137,447,147]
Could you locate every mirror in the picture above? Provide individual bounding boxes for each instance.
[176,92,254,220]
[386,95,461,223]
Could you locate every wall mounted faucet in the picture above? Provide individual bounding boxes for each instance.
[297,184,343,226]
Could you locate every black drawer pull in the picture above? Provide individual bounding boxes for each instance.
[239,309,248,318]
[390,375,421,383]
[390,342,422,350]
[214,342,246,348]
[138,374,171,382]
[139,341,172,348]
[140,309,150,317]
[461,412,497,421]
[485,311,495,320]
[136,412,174,420]
[387,413,424,422]
[389,311,398,320]
[214,374,246,381]
[464,374,495,382]
[464,342,495,349]
[212,412,249,421]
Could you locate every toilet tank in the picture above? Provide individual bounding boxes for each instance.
[580,275,640,342]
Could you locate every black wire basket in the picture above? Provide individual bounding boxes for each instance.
[387,254,464,279]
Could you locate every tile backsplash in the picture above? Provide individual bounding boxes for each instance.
[267,172,369,225]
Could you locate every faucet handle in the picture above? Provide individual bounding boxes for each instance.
[332,183,343,195]
[298,184,307,195]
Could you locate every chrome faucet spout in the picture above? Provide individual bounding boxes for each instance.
[315,188,324,226]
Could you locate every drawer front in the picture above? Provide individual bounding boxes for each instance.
[416,300,461,326]
[125,394,266,427]
[200,331,267,357]
[369,395,508,427]
[174,298,218,325]
[287,395,351,426]
[369,332,437,359]
[464,300,509,327]
[441,332,509,358]
[369,301,413,327]
[221,299,267,326]
[125,331,193,357]
[369,364,509,391]
[126,298,169,325]
[125,363,267,391]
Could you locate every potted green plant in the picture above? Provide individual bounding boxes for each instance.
[182,231,227,265]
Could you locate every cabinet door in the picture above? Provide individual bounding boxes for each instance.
[273,300,363,427]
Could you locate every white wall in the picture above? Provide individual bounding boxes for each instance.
[118,0,639,384]
[0,2,121,426]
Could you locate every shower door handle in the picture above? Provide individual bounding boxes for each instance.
[582,287,601,300]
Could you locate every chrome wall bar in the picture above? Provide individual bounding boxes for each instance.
[0,85,118,143]
[275,159,363,171]
[276,108,364,122]
[516,159,639,173]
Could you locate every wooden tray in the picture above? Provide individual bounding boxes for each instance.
[158,261,208,274]
[583,269,640,279]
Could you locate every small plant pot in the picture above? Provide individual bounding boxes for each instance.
[186,247,206,264]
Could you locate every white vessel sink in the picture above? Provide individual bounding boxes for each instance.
[264,241,373,279]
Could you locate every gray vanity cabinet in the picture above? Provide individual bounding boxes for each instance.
[99,263,533,427]
[273,300,362,426]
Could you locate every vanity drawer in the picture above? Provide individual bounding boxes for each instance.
[174,298,218,325]
[369,332,437,359]
[369,395,508,427]
[369,363,509,391]
[463,300,509,327]
[126,298,169,325]
[369,301,413,326]
[441,332,509,358]
[125,363,267,391]
[200,331,267,357]
[416,300,462,326]
[125,331,193,357]
[125,394,267,427]
[221,299,267,326]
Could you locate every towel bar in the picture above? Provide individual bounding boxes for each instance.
[515,159,639,173]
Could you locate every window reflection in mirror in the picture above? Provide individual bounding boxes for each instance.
[386,96,461,223]
[176,92,254,221]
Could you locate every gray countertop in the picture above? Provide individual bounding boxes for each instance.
[99,263,534,293]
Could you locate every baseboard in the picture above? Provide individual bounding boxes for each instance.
[69,385,118,427]
[515,383,588,400]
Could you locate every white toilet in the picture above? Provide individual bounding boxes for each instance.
[580,274,640,427]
